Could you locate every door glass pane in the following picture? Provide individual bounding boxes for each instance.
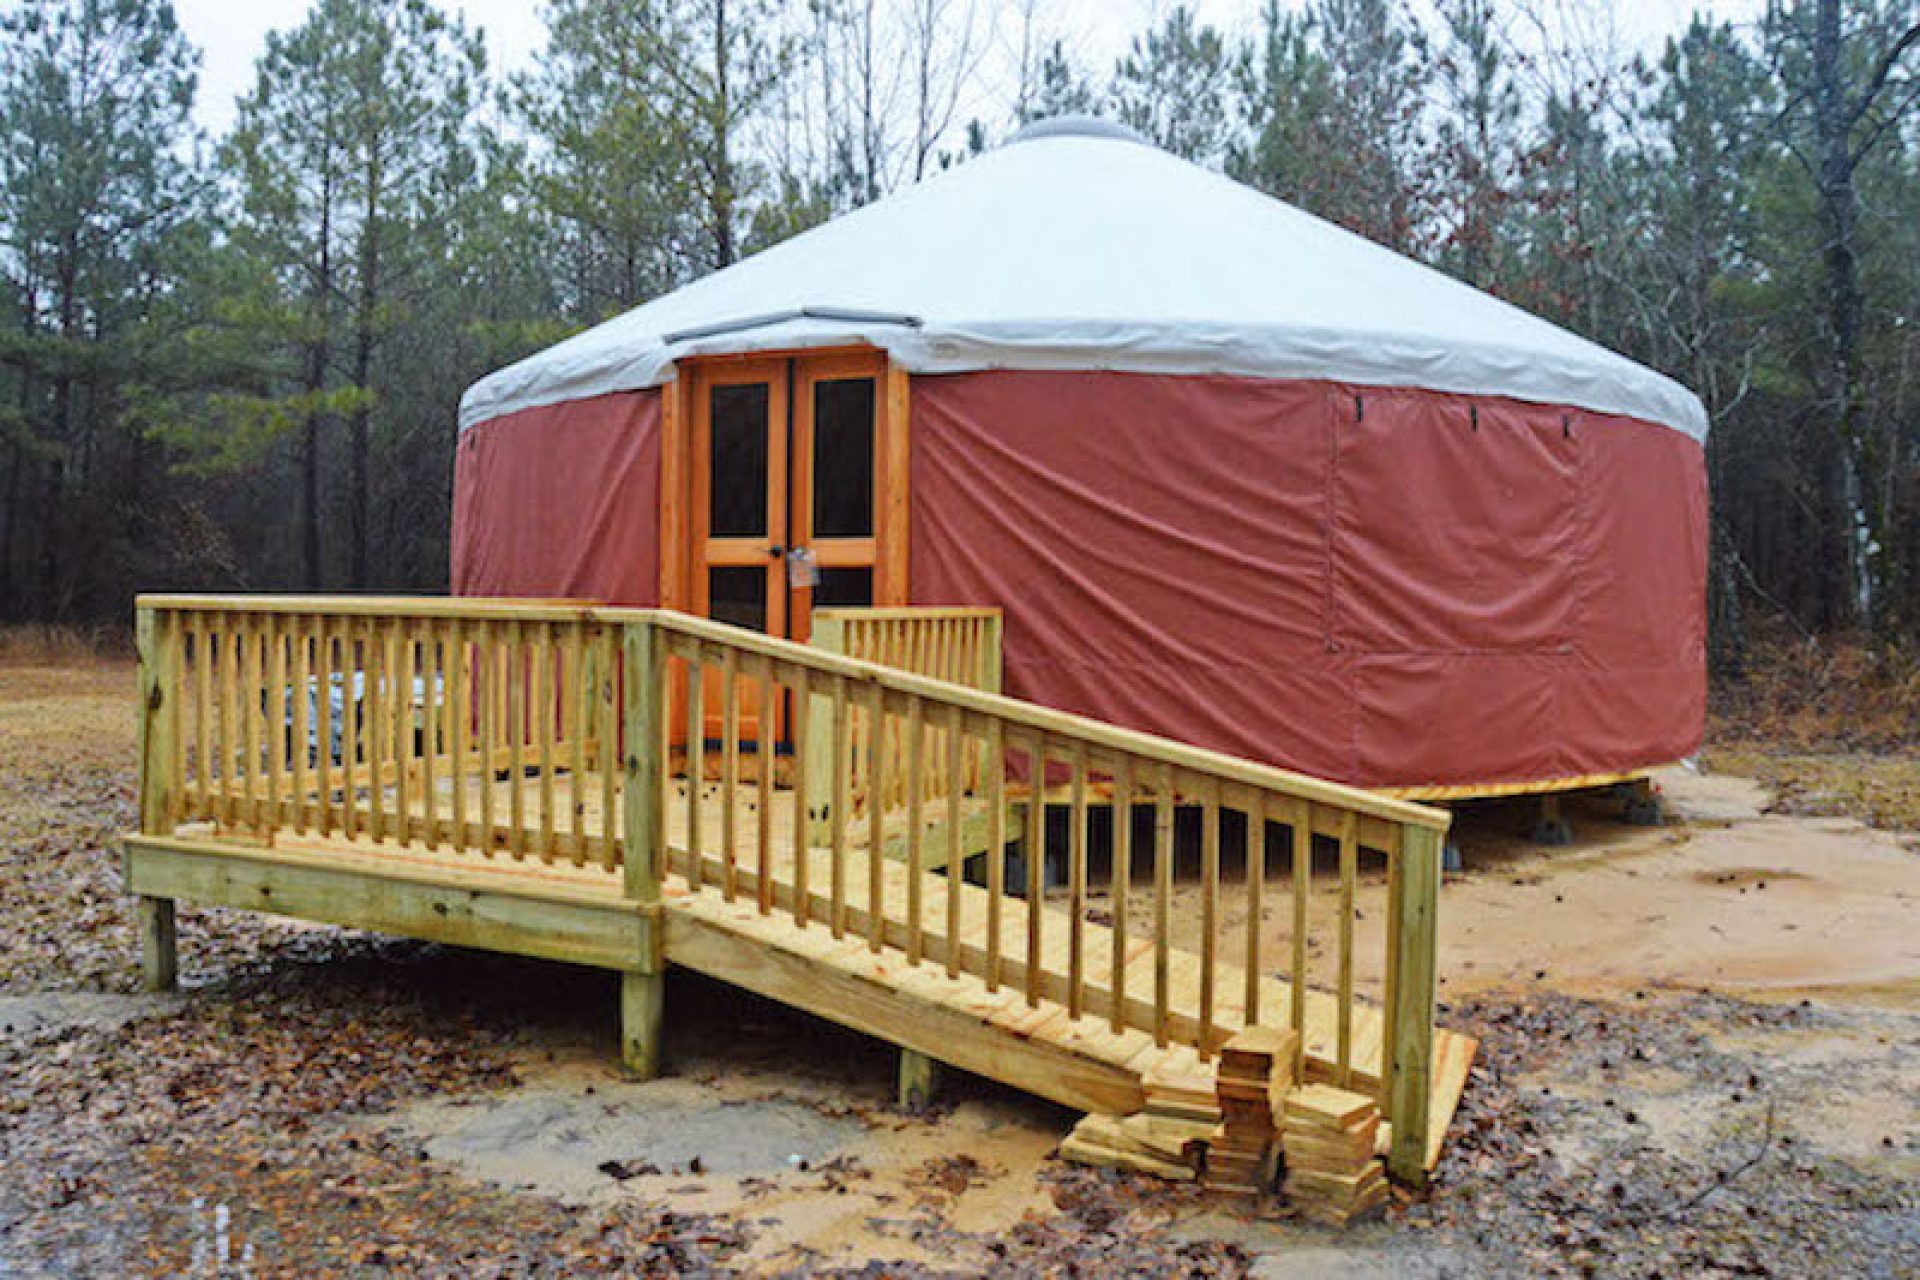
[814,567,872,610]
[709,566,768,632]
[812,377,875,538]
[710,383,769,537]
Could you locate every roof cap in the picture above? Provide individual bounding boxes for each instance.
[1005,114,1150,148]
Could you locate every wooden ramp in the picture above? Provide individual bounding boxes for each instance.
[662,839,1476,1170]
[136,766,1473,1170]
[128,597,1475,1182]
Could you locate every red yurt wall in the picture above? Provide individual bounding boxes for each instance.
[452,390,663,605]
[908,370,1706,789]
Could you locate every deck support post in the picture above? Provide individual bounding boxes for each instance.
[1619,777,1663,826]
[621,619,667,1079]
[1387,824,1443,1186]
[137,895,178,993]
[135,606,181,992]
[898,1047,942,1112]
[1530,793,1573,846]
[621,967,665,1079]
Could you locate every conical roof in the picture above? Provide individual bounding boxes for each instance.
[461,117,1705,440]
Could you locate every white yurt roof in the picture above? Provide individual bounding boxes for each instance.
[460,117,1707,441]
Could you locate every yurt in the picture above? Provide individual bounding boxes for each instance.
[452,117,1707,792]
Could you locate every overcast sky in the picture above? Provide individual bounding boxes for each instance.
[175,0,1770,136]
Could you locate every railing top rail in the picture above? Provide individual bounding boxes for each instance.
[138,594,611,624]
[134,594,1448,831]
[813,606,1002,622]
[647,610,1450,832]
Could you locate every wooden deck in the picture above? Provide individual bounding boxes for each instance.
[127,768,1472,1168]
[128,598,1472,1183]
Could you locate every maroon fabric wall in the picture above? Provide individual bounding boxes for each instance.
[909,371,1706,789]
[452,390,662,604]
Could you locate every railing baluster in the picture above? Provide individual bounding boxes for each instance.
[529,624,550,859]
[1200,775,1220,1059]
[506,622,526,859]
[945,703,964,979]
[477,623,496,855]
[1109,756,1131,1034]
[866,680,887,951]
[1067,743,1088,1020]
[905,697,924,965]
[595,629,618,871]
[1024,732,1046,1007]
[1153,763,1173,1048]
[568,622,588,864]
[685,644,705,889]
[341,621,360,841]
[368,618,390,842]
[830,674,850,937]
[721,647,740,900]
[756,654,775,912]
[221,617,240,829]
[263,615,283,830]
[1291,799,1311,1079]
[164,612,185,828]
[1245,791,1263,1027]
[241,616,261,831]
[599,626,619,870]
[433,622,453,850]
[291,617,311,834]
[193,614,212,823]
[1337,808,1358,1087]
[790,665,811,928]
[450,621,468,850]
[985,720,1005,992]
[397,623,417,847]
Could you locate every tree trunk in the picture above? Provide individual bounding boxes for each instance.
[40,246,81,620]
[0,435,22,622]
[302,166,335,591]
[711,0,736,268]
[349,157,381,588]
[1812,0,1874,626]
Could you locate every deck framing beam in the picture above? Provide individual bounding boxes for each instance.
[124,836,656,974]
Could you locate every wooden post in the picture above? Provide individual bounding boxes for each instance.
[136,605,179,837]
[898,1047,941,1112]
[804,612,845,842]
[1387,823,1443,1186]
[1531,793,1573,846]
[135,606,181,992]
[621,969,665,1080]
[621,618,666,1079]
[1620,776,1663,826]
[137,895,178,994]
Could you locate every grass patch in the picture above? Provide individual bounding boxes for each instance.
[0,623,128,667]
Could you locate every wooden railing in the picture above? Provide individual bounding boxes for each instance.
[135,596,1449,1183]
[134,597,626,873]
[805,606,1001,831]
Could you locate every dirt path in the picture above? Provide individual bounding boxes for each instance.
[2,662,1917,1276]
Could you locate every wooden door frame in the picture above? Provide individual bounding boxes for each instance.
[659,345,911,624]
[686,358,791,640]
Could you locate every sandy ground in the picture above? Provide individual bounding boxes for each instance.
[2,661,1918,1276]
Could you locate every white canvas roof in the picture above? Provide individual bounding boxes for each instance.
[461,117,1707,441]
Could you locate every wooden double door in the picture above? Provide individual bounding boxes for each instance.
[682,350,901,741]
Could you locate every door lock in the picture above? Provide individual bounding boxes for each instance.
[786,546,820,588]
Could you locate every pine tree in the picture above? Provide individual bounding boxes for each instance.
[222,0,485,587]
[1111,5,1231,163]
[0,0,204,617]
